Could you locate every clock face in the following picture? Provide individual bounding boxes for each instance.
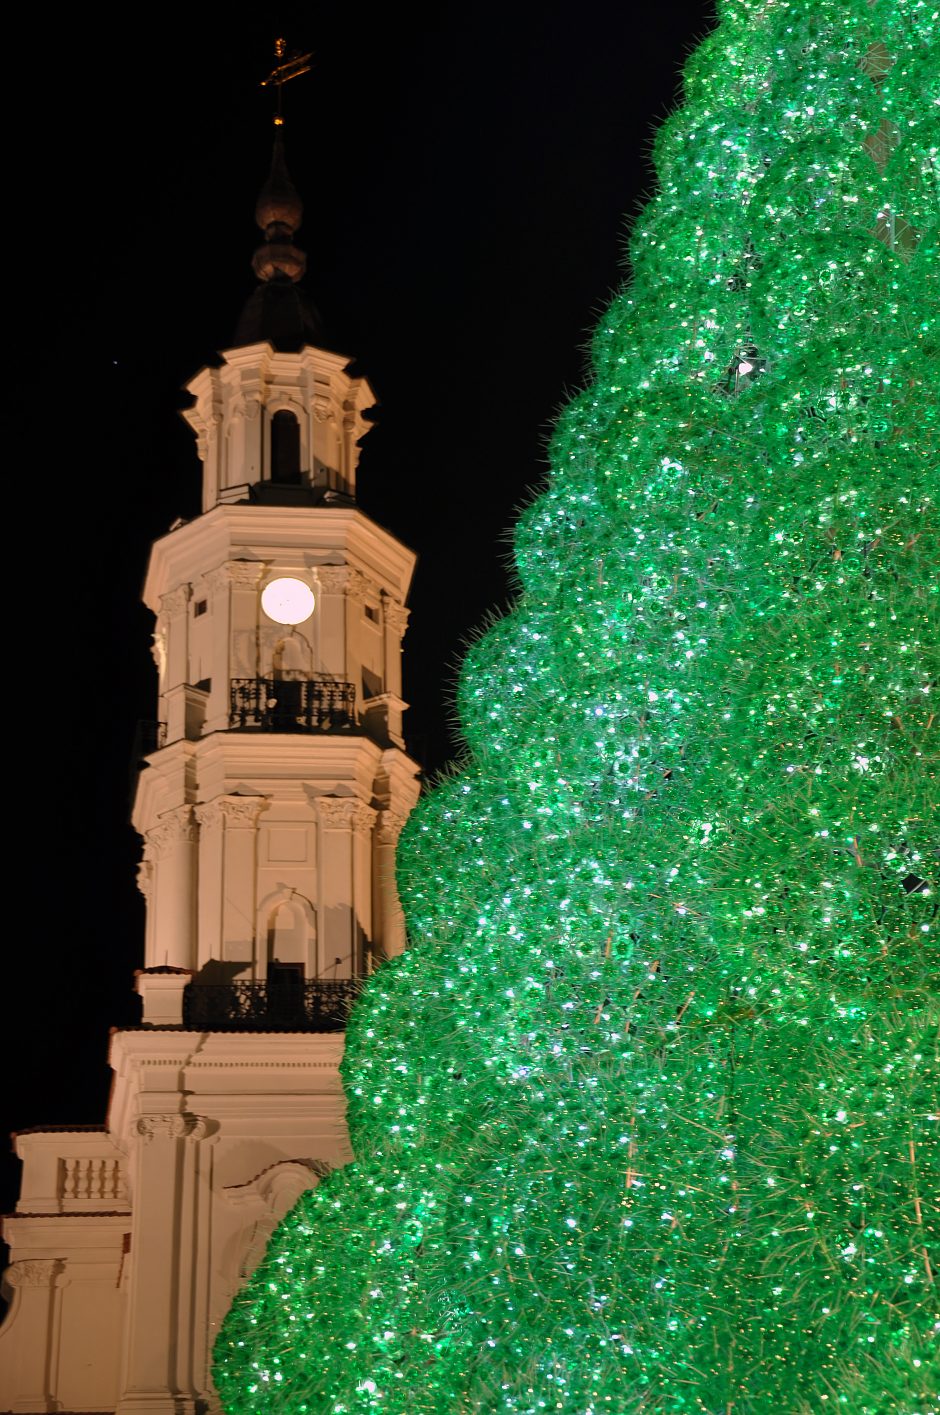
[261,577,316,626]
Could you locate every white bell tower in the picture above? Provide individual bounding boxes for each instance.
[0,127,422,1415]
[133,133,420,996]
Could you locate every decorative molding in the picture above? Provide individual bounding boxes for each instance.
[145,806,197,860]
[315,565,349,594]
[312,395,333,423]
[377,809,409,846]
[315,565,377,605]
[384,602,411,637]
[136,858,154,900]
[196,795,270,831]
[204,560,266,593]
[314,797,377,835]
[134,1114,210,1143]
[228,559,266,588]
[345,569,374,606]
[351,801,379,837]
[5,1259,62,1287]
[184,1059,342,1070]
[204,565,233,594]
[150,627,167,672]
[160,584,191,616]
[223,1157,331,1204]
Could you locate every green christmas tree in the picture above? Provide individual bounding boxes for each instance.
[214,1,938,1410]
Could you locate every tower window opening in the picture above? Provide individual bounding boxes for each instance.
[362,665,384,701]
[194,599,208,617]
[364,602,379,624]
[271,410,302,484]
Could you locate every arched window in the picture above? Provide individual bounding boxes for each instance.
[271,410,301,484]
[267,899,308,969]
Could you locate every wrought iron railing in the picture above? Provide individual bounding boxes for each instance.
[230,676,357,733]
[182,978,360,1032]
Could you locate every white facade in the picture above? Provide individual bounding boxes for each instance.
[0,334,421,1414]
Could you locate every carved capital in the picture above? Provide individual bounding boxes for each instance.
[5,1259,62,1288]
[204,565,232,594]
[351,801,379,837]
[315,565,349,595]
[150,627,167,673]
[377,809,409,845]
[146,806,197,860]
[312,395,333,423]
[160,584,191,616]
[229,560,266,589]
[204,560,265,593]
[384,602,410,637]
[136,857,154,900]
[314,797,377,834]
[135,1113,209,1143]
[346,569,374,606]
[315,565,375,604]
[196,795,269,831]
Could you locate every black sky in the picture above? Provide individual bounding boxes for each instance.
[3,2,717,1233]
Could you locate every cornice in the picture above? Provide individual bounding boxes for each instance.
[143,505,416,612]
[194,732,385,779]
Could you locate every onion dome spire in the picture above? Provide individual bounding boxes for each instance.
[233,44,324,352]
[251,134,306,283]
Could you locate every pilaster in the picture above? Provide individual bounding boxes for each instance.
[160,586,191,743]
[314,797,377,975]
[374,808,410,959]
[117,1114,215,1415]
[205,560,266,734]
[195,794,270,970]
[0,1260,64,1413]
[144,806,198,969]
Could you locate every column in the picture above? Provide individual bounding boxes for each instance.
[144,806,197,970]
[204,561,264,736]
[315,798,377,976]
[312,392,338,490]
[117,1114,213,1415]
[195,795,269,972]
[315,566,348,678]
[0,1260,63,1412]
[159,586,190,744]
[341,404,358,498]
[374,809,409,960]
[228,371,265,492]
[136,855,156,973]
[383,601,410,746]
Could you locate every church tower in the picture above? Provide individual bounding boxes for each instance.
[0,127,420,1415]
[133,132,419,995]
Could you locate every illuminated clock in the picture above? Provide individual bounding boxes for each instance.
[260,576,316,625]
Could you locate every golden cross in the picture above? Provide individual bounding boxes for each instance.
[260,37,313,127]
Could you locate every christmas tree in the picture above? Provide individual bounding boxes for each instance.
[214,1,938,1410]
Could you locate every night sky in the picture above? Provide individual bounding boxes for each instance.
[3,2,716,1240]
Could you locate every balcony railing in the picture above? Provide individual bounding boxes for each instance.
[182,977,360,1032]
[230,676,357,733]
